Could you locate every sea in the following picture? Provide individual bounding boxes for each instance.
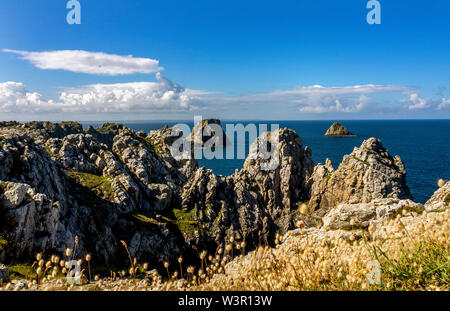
[82,120,450,204]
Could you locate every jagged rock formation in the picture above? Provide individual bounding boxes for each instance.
[0,123,195,266]
[0,121,431,274]
[181,128,314,247]
[324,122,355,137]
[308,138,412,218]
[187,119,230,147]
[425,181,450,211]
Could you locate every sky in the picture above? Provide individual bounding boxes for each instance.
[0,0,449,121]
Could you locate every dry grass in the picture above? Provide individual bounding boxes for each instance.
[0,209,448,291]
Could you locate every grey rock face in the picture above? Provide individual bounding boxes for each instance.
[0,121,426,273]
[308,137,412,217]
[181,128,314,247]
[425,181,450,211]
[0,264,9,283]
[322,198,423,230]
[0,181,61,258]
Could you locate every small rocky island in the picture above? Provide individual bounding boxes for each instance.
[324,122,355,137]
[187,118,230,147]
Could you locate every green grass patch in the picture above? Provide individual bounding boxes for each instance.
[352,156,370,166]
[163,208,202,233]
[376,241,450,290]
[8,265,37,281]
[67,171,114,201]
[130,211,161,226]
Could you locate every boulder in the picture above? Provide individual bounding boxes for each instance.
[322,198,423,230]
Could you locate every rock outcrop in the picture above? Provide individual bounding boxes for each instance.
[308,138,412,218]
[0,264,8,283]
[181,128,314,247]
[425,181,450,211]
[324,122,355,137]
[322,198,423,230]
[187,119,230,147]
[0,121,430,275]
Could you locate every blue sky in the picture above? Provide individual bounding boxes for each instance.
[0,0,449,120]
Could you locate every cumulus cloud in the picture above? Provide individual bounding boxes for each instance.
[1,76,447,118]
[3,49,163,75]
[0,73,204,114]
[216,84,415,113]
[0,81,59,113]
[405,93,430,110]
[438,98,450,110]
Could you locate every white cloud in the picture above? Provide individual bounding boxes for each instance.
[0,73,204,114]
[3,49,163,75]
[438,98,450,110]
[0,81,59,113]
[406,93,430,110]
[217,84,415,113]
[1,76,447,118]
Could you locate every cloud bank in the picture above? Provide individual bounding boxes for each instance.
[0,75,448,118]
[0,73,205,114]
[223,85,415,113]
[3,49,162,75]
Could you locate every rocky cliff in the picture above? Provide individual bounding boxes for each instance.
[307,138,411,222]
[0,121,424,272]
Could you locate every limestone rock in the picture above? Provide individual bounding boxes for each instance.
[322,198,423,230]
[309,137,412,216]
[324,122,355,137]
[181,128,314,247]
[425,181,450,211]
[0,264,9,283]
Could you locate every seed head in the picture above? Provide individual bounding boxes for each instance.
[299,203,308,215]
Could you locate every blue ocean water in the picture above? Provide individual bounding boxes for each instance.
[83,120,450,204]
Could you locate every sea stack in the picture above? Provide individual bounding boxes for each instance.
[188,118,230,147]
[324,122,355,137]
